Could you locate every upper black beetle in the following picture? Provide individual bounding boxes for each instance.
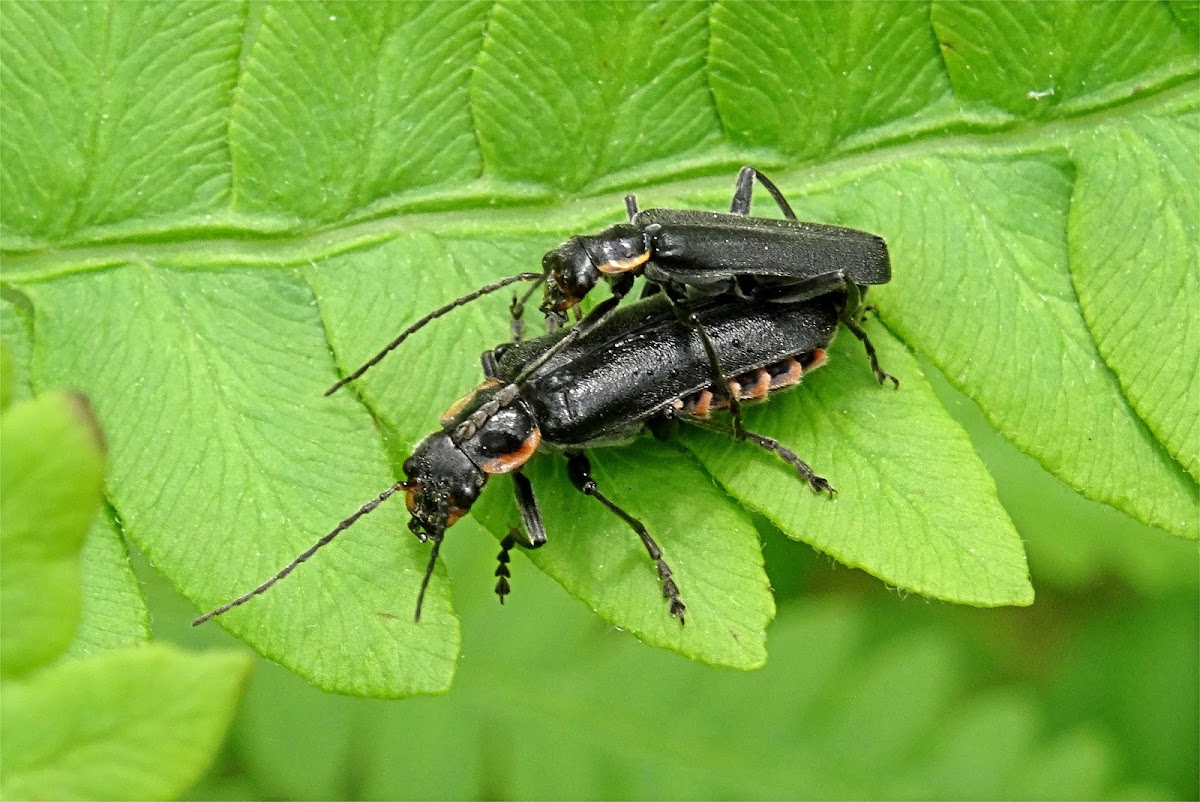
[541,166,889,316]
[195,291,846,628]
[535,167,896,436]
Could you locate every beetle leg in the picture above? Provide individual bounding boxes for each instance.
[512,471,547,547]
[842,315,899,389]
[685,416,836,498]
[752,269,850,304]
[730,166,798,220]
[480,349,500,380]
[511,290,626,386]
[624,193,639,221]
[742,431,836,498]
[565,452,686,624]
[841,282,899,389]
[509,280,542,344]
[661,289,746,440]
[646,409,680,440]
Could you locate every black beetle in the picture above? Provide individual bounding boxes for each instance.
[534,167,896,435]
[541,166,890,316]
[195,291,847,628]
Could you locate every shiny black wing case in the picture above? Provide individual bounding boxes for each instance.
[490,294,839,446]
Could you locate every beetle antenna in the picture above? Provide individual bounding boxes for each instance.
[192,481,408,626]
[325,273,543,396]
[413,533,444,622]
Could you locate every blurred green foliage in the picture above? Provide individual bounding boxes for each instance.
[0,392,251,799]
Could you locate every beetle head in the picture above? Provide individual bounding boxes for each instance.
[541,238,599,314]
[402,432,486,542]
[541,225,650,314]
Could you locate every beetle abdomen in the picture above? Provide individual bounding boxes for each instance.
[677,349,827,418]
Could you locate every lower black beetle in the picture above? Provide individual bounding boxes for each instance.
[194,291,845,627]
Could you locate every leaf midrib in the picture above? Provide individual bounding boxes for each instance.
[2,78,1195,283]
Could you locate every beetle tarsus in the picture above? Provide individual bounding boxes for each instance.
[684,416,836,500]
[842,315,899,389]
[743,430,836,498]
[494,533,516,604]
[566,452,686,625]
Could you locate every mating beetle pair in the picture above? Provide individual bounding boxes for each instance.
[325,167,895,408]
[194,168,895,627]
[537,167,897,427]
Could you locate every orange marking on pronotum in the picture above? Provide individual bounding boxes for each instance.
[596,251,650,275]
[482,428,542,474]
[440,380,501,425]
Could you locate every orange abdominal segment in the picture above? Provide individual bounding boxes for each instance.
[769,358,804,390]
[677,349,828,419]
[441,379,502,425]
[741,368,771,401]
[684,389,713,417]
